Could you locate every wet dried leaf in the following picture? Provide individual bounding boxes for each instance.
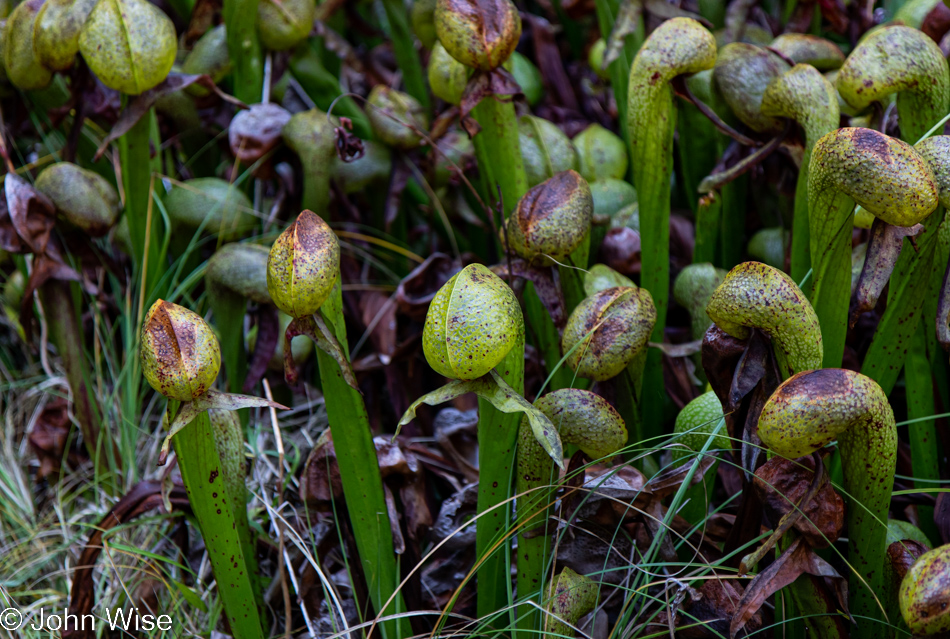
[599,227,641,275]
[578,464,649,517]
[523,13,577,110]
[493,259,566,328]
[729,331,768,411]
[936,490,950,545]
[459,67,523,120]
[701,325,747,408]
[431,483,478,549]
[63,481,191,639]
[4,173,56,254]
[817,0,849,33]
[555,524,635,585]
[28,398,87,480]
[395,253,460,321]
[229,103,292,165]
[752,454,843,549]
[335,117,365,162]
[669,578,764,639]
[243,306,280,393]
[20,255,83,340]
[731,537,849,638]
[433,407,479,483]
[888,539,929,584]
[96,74,246,158]
[849,217,924,328]
[646,455,718,500]
[359,291,397,364]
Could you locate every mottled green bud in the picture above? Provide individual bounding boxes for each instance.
[367,85,429,149]
[707,261,821,378]
[769,34,844,70]
[543,568,599,637]
[507,170,592,264]
[411,0,438,48]
[434,0,521,71]
[583,264,634,295]
[141,299,221,402]
[588,38,609,80]
[266,209,340,319]
[519,115,578,187]
[423,263,523,380]
[163,178,258,241]
[182,24,231,94]
[508,51,543,105]
[673,263,727,342]
[900,544,950,636]
[573,123,628,183]
[672,390,727,461]
[206,243,271,305]
[3,0,52,90]
[590,178,637,222]
[713,42,790,133]
[428,40,468,105]
[747,227,788,270]
[79,0,177,94]
[33,0,96,71]
[257,0,315,51]
[35,162,120,237]
[562,286,656,381]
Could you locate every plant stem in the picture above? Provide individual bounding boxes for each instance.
[316,285,411,639]
[475,340,524,624]
[905,324,941,544]
[593,0,642,149]
[628,20,716,441]
[471,97,527,216]
[381,0,430,112]
[223,0,263,103]
[469,91,529,625]
[173,410,264,639]
[524,282,573,392]
[40,280,118,477]
[719,175,747,269]
[120,105,162,300]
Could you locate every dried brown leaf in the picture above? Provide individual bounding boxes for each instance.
[752,454,843,549]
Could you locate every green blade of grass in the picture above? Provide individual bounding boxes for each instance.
[471,97,527,217]
[120,106,162,300]
[223,0,263,103]
[380,0,430,112]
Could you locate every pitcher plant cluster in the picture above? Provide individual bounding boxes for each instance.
[3,0,950,637]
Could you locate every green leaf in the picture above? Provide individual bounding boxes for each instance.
[396,372,564,468]
[174,412,263,639]
[171,580,208,613]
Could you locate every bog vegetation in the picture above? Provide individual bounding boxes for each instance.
[2,0,950,638]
